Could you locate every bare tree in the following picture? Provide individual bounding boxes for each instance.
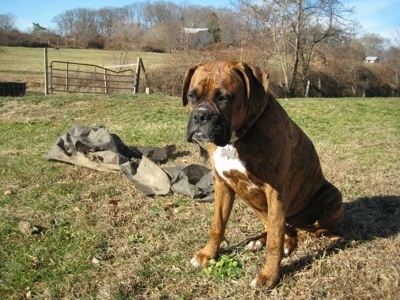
[181,5,214,28]
[359,33,390,57]
[52,10,74,37]
[52,8,100,48]
[0,13,17,31]
[236,0,354,96]
[144,20,183,52]
[120,3,146,28]
[143,1,182,27]
[386,46,400,96]
[109,4,146,50]
[391,25,400,96]
[74,8,99,47]
[217,9,244,46]
[97,7,120,39]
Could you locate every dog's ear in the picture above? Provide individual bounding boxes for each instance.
[182,65,199,106]
[234,62,270,100]
[231,62,270,138]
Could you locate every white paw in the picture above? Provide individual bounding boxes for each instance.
[245,240,255,250]
[190,257,201,268]
[255,240,264,250]
[246,240,265,251]
[250,278,258,288]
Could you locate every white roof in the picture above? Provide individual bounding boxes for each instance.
[183,28,209,33]
[365,56,379,60]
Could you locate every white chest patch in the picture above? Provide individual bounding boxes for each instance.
[213,144,262,194]
[213,144,247,180]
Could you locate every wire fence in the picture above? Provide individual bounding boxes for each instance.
[49,61,137,94]
[44,50,149,95]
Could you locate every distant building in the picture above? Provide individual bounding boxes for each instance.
[365,56,379,63]
[183,28,213,48]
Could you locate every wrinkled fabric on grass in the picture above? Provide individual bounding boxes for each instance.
[46,125,214,201]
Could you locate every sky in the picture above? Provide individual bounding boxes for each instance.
[1,0,399,41]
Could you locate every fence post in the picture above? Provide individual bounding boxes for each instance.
[49,63,52,94]
[305,79,310,97]
[318,78,322,97]
[66,62,69,91]
[133,57,141,94]
[140,58,150,92]
[103,69,108,94]
[44,48,48,95]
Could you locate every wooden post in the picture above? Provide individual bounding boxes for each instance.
[94,67,97,94]
[305,79,310,97]
[140,58,150,91]
[66,62,69,91]
[318,78,322,97]
[44,48,48,95]
[103,69,108,94]
[133,57,141,94]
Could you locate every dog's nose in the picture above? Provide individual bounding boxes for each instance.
[193,109,213,125]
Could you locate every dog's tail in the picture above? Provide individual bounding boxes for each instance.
[287,180,344,236]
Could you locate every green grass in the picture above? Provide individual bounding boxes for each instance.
[0,94,399,299]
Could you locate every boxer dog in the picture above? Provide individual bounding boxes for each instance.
[182,61,343,288]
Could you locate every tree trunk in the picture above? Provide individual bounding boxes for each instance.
[288,0,303,97]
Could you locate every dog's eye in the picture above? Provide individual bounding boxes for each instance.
[187,91,197,103]
[216,93,231,103]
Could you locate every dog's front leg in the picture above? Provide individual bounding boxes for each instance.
[251,187,285,289]
[190,177,235,267]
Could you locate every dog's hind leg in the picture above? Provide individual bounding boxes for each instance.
[311,180,344,236]
[293,180,344,237]
[283,226,298,255]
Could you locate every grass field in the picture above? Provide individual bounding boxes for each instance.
[0,92,399,299]
[0,46,168,94]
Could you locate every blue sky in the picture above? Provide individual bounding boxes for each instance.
[1,0,399,41]
[1,0,232,29]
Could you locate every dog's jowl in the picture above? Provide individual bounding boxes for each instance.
[182,61,344,288]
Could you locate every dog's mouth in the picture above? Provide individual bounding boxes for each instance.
[186,123,231,147]
[190,131,210,143]
[187,131,210,162]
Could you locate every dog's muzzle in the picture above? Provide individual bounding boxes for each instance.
[186,107,231,147]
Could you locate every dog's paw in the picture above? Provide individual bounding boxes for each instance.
[250,273,279,289]
[283,236,298,256]
[190,252,212,268]
[250,278,260,288]
[245,239,265,251]
[245,235,266,251]
[190,257,201,268]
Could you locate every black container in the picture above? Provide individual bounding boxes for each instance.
[0,82,27,96]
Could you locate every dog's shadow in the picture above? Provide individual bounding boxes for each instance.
[340,195,400,240]
[224,195,400,276]
[279,195,400,276]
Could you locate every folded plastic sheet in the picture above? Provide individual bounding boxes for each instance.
[46,125,214,201]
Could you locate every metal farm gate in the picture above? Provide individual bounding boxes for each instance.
[44,49,148,95]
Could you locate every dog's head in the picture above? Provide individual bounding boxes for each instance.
[182,61,270,147]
